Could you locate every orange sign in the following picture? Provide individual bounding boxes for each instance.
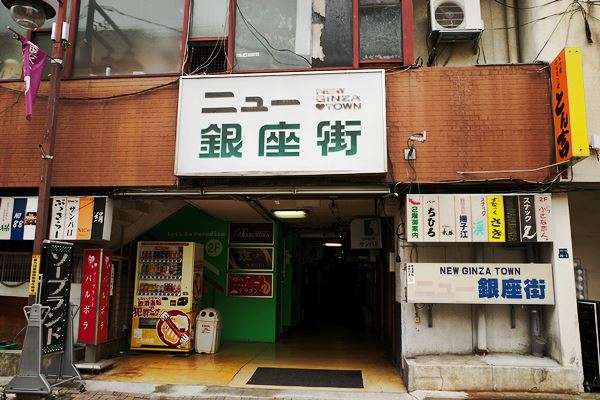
[550,48,589,162]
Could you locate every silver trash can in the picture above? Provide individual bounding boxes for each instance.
[195,308,223,354]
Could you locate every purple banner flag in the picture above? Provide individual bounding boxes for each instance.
[18,34,47,121]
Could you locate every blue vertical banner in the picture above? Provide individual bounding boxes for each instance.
[10,198,27,240]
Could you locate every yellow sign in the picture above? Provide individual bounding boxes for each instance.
[487,196,505,242]
[29,255,41,295]
[550,48,590,162]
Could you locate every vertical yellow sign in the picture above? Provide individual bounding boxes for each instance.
[550,48,590,162]
[487,195,505,242]
[29,255,41,296]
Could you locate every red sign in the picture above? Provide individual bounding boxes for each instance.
[156,309,191,348]
[98,251,112,342]
[226,273,273,298]
[78,249,111,344]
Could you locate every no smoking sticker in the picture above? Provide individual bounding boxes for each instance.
[156,309,191,348]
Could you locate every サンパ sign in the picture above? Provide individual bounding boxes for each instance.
[176,70,387,176]
[406,263,554,305]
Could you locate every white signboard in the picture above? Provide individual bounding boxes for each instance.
[406,263,554,305]
[422,196,439,242]
[176,70,387,176]
[455,195,471,242]
[471,195,488,242]
[439,195,456,241]
[350,218,382,249]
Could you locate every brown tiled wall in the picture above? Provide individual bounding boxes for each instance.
[386,65,554,183]
[0,66,554,188]
[0,77,179,188]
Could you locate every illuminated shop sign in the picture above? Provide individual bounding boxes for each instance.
[406,262,554,305]
[550,48,590,162]
[176,70,387,176]
[406,194,552,243]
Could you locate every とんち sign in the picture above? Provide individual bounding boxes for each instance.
[550,48,589,162]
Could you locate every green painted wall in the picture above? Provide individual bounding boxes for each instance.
[144,205,279,342]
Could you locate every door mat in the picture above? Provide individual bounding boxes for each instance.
[247,367,363,388]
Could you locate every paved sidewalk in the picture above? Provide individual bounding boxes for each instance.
[3,378,600,400]
[6,382,600,400]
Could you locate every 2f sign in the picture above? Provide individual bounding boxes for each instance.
[351,218,382,249]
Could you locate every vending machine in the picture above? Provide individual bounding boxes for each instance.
[130,241,203,352]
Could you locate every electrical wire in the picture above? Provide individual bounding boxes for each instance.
[0,92,22,116]
[533,4,578,61]
[184,1,231,75]
[491,0,561,9]
[457,160,570,175]
[235,2,311,68]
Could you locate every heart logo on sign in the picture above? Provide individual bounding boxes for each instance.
[316,103,325,110]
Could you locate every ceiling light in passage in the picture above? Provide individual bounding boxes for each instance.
[273,210,309,219]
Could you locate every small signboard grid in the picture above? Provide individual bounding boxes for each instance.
[0,196,112,241]
[407,194,553,243]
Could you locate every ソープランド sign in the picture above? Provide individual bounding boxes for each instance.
[176,70,387,176]
[406,263,554,305]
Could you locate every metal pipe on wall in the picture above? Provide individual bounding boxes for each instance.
[475,244,487,353]
[504,0,520,63]
[526,242,546,356]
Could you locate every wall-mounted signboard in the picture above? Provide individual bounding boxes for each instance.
[49,196,113,241]
[176,70,387,176]
[0,197,38,240]
[228,247,273,271]
[406,262,554,305]
[550,48,589,162]
[229,223,274,245]
[407,194,552,243]
[226,273,273,298]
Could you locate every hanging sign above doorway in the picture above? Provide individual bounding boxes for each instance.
[350,218,382,249]
[175,70,387,176]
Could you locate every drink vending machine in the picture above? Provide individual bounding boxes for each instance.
[130,241,203,352]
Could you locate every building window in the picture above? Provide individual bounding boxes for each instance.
[0,12,24,79]
[72,0,185,76]
[359,0,402,61]
[187,0,229,74]
[233,0,353,71]
[191,0,229,38]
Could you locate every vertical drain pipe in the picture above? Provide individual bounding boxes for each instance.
[527,243,546,356]
[475,244,487,354]
[505,0,520,63]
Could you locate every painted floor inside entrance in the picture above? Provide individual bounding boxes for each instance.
[83,328,406,393]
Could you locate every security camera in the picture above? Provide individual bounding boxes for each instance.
[409,130,427,143]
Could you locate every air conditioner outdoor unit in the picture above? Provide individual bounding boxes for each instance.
[429,0,483,44]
